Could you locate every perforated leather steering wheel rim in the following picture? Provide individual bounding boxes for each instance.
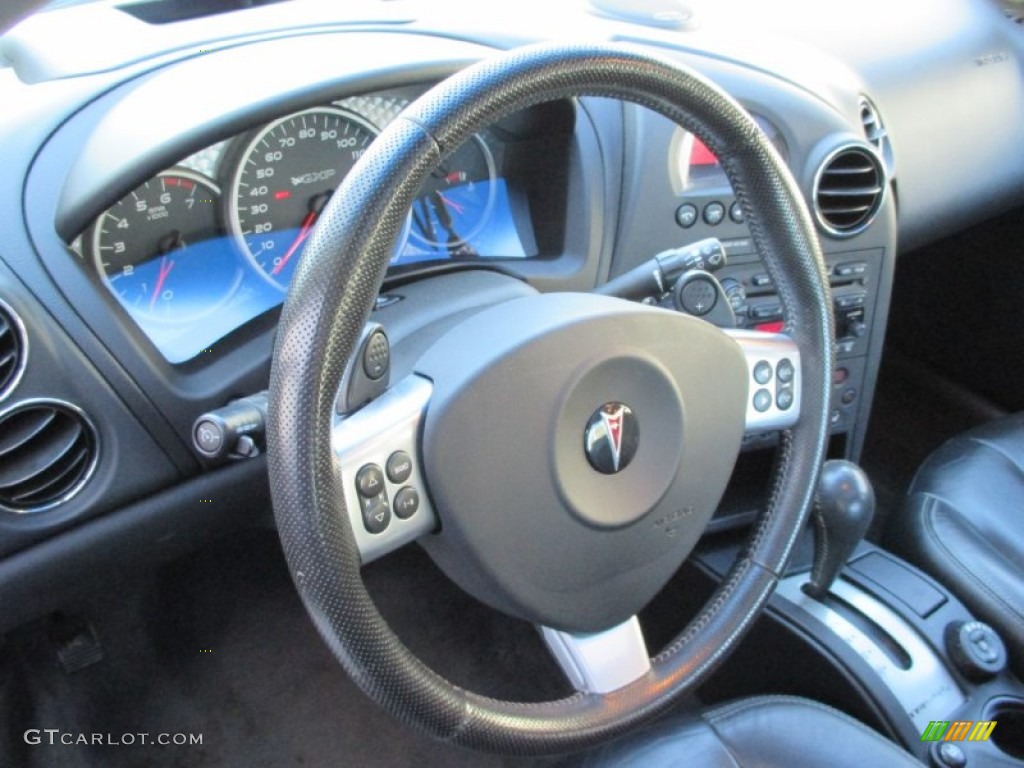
[267,41,834,755]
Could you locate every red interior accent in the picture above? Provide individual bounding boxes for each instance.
[755,321,785,333]
[689,136,719,166]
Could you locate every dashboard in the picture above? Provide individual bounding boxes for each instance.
[68,89,571,362]
[0,0,1023,627]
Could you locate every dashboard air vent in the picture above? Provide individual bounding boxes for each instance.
[813,145,886,237]
[0,300,27,400]
[0,401,98,513]
[859,98,888,155]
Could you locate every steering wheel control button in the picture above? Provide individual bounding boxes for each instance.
[777,358,795,383]
[679,278,717,316]
[393,487,420,519]
[361,501,392,534]
[776,388,794,411]
[674,203,698,228]
[362,330,390,381]
[386,451,413,484]
[753,360,773,385]
[356,464,385,498]
[702,201,725,226]
[584,402,640,475]
[753,388,772,413]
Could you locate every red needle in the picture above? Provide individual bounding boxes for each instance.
[436,191,465,215]
[150,256,175,309]
[272,209,318,276]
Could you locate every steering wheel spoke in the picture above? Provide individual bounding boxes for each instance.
[331,375,437,564]
[540,616,651,694]
[726,329,802,434]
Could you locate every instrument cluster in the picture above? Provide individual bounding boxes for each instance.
[77,92,539,363]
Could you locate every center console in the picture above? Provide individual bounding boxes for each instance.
[695,463,1024,767]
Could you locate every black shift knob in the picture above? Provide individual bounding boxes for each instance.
[804,460,875,599]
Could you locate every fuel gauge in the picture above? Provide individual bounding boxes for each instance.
[408,134,497,256]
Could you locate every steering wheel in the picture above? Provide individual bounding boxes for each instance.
[267,42,833,755]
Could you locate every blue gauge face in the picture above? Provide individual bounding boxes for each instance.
[90,171,242,325]
[406,135,496,259]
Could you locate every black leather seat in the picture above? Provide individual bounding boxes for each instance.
[575,696,922,766]
[892,413,1024,674]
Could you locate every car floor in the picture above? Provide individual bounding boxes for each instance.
[0,532,572,768]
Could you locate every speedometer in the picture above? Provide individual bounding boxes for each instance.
[228,107,379,291]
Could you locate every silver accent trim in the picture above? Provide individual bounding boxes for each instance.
[775,576,964,728]
[0,398,100,515]
[812,142,887,238]
[726,329,801,433]
[0,298,28,402]
[541,616,651,694]
[331,375,436,564]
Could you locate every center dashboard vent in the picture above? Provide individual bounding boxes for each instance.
[0,300,27,400]
[813,145,886,237]
[0,400,98,513]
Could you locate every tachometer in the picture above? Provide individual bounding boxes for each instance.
[228,107,379,291]
[89,171,241,324]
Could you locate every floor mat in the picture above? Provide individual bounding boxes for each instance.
[2,532,571,768]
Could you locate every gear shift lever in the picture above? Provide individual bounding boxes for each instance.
[803,460,875,600]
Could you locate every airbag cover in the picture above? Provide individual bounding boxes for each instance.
[415,292,747,631]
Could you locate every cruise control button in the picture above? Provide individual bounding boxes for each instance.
[386,451,413,484]
[777,388,794,411]
[753,389,772,412]
[362,501,391,534]
[777,358,794,384]
[393,487,420,519]
[753,360,772,385]
[356,464,385,498]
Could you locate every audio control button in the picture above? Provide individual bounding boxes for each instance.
[753,389,772,413]
[394,487,420,520]
[356,464,385,498]
[777,358,795,384]
[753,361,773,385]
[777,388,794,411]
[386,451,413,484]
